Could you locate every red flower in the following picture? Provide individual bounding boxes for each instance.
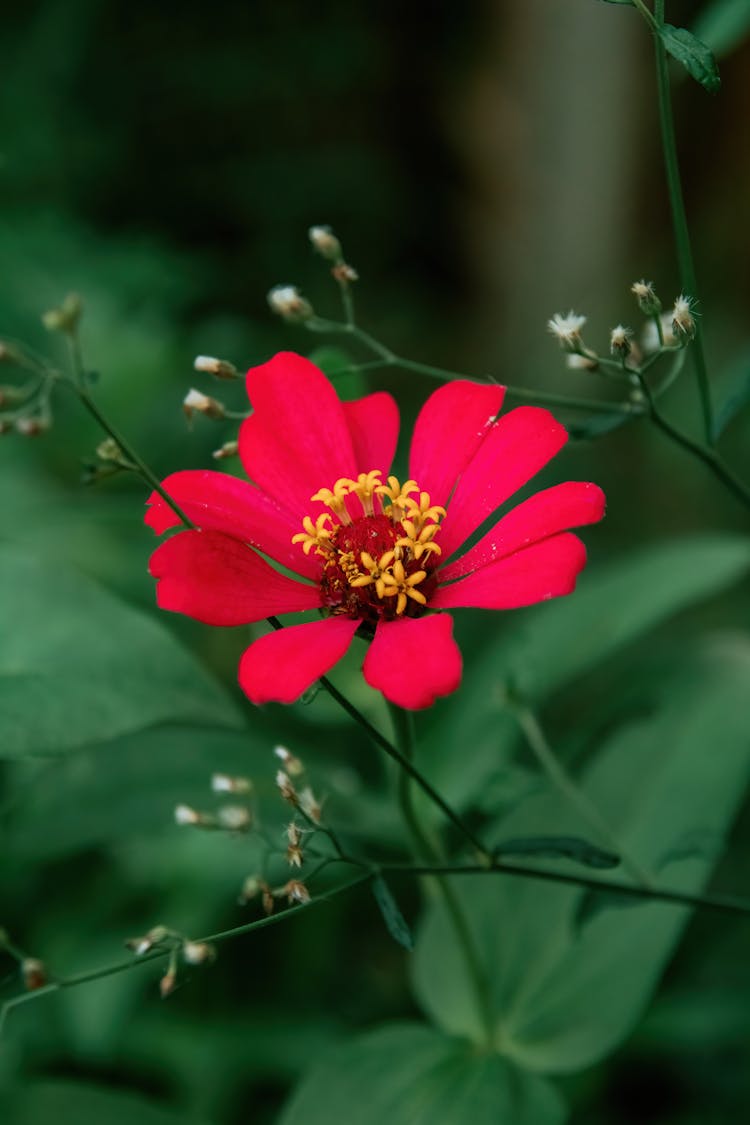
[146,353,604,710]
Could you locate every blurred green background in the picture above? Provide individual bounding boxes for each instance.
[2,1,750,1122]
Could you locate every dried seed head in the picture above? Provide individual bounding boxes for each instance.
[671,295,696,341]
[284,880,311,905]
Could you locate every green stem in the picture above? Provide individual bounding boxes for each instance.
[512,703,652,887]
[653,0,714,443]
[636,374,750,508]
[388,704,497,1050]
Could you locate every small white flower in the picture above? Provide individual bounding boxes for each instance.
[631,279,661,316]
[672,294,696,340]
[211,772,252,794]
[609,324,633,357]
[174,803,201,826]
[547,312,587,351]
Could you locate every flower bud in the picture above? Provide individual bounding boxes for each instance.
[211,772,252,794]
[193,355,239,380]
[284,879,311,905]
[174,803,202,826]
[332,262,358,285]
[309,225,342,261]
[42,293,83,334]
[298,785,322,824]
[609,324,633,358]
[631,280,662,317]
[22,958,47,990]
[566,353,598,372]
[127,924,169,955]
[15,416,49,437]
[182,940,215,965]
[267,285,314,323]
[273,744,304,777]
[182,388,226,421]
[159,968,177,998]
[212,440,239,461]
[239,875,262,904]
[262,887,275,916]
[96,437,125,464]
[547,312,587,353]
[276,769,299,806]
[671,295,696,341]
[217,804,252,831]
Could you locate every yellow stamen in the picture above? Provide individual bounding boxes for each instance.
[291,514,334,556]
[376,476,419,521]
[380,560,428,615]
[342,470,383,516]
[311,479,352,525]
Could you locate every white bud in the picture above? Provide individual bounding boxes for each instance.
[274,744,304,776]
[211,772,252,794]
[193,355,238,380]
[547,312,587,352]
[267,285,314,322]
[309,225,342,261]
[212,440,239,461]
[631,279,662,316]
[182,940,215,965]
[174,803,201,826]
[671,294,696,340]
[609,324,633,358]
[217,804,252,831]
[182,388,226,420]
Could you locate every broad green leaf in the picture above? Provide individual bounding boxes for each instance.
[0,1080,212,1125]
[371,875,414,951]
[495,835,619,869]
[278,1023,566,1125]
[693,0,750,57]
[4,725,277,859]
[0,544,242,756]
[413,635,750,1072]
[421,535,750,810]
[659,24,721,93]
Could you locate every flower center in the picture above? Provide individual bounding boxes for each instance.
[292,471,446,623]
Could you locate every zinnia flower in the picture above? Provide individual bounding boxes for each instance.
[146,353,605,710]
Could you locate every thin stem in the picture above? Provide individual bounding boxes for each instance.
[512,703,652,887]
[388,703,497,1049]
[653,0,714,443]
[319,672,491,862]
[636,374,750,508]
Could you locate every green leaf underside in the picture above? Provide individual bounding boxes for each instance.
[0,1080,213,1125]
[421,535,750,812]
[413,635,750,1072]
[278,1023,566,1125]
[659,24,721,92]
[495,835,619,869]
[0,544,242,757]
[371,875,414,951]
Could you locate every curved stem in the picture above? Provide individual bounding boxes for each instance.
[388,703,496,1049]
[653,0,714,443]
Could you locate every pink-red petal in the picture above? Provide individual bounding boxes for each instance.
[238,616,360,704]
[431,532,587,611]
[239,353,357,513]
[408,380,505,508]
[440,481,605,580]
[145,470,320,580]
[343,391,399,478]
[437,406,568,561]
[150,530,322,626]
[362,614,463,710]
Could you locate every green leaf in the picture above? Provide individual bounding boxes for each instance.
[692,0,750,58]
[495,835,619,869]
[567,411,633,442]
[371,875,414,951]
[278,1023,566,1125]
[659,24,721,93]
[0,545,242,756]
[0,1080,213,1125]
[412,635,750,1072]
[421,535,750,811]
[306,345,368,398]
